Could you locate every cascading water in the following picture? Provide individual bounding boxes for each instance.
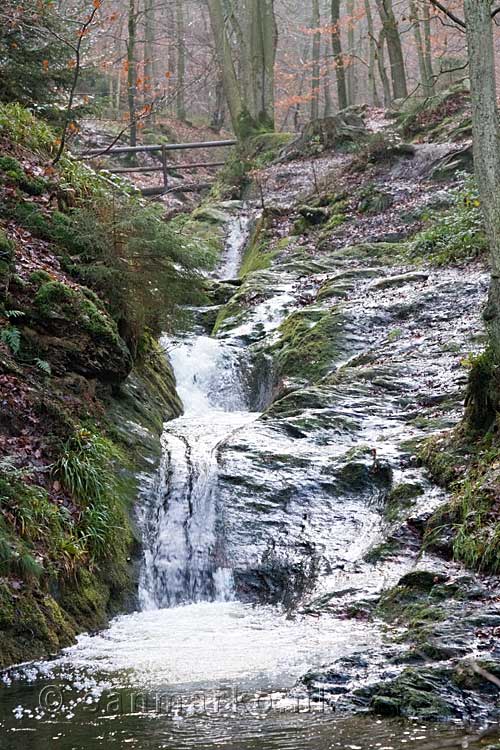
[1,154,495,750]
[139,217,259,609]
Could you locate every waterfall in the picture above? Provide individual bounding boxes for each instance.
[139,217,257,610]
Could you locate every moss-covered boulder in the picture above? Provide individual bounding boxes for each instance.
[271,307,345,381]
[0,229,15,291]
[0,581,77,668]
[29,280,132,381]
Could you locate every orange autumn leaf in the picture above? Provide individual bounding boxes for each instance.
[93,0,101,7]
[42,59,49,71]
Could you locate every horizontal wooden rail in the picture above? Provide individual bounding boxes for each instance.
[104,161,225,174]
[81,139,237,157]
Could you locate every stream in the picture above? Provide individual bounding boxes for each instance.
[0,162,496,748]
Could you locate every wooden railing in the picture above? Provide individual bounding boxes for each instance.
[81,139,237,196]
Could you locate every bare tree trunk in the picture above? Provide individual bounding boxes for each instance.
[311,0,321,120]
[208,0,276,137]
[364,0,380,105]
[375,28,392,106]
[409,0,432,97]
[144,0,154,99]
[249,0,278,129]
[176,0,186,120]
[463,0,500,359]
[374,0,408,99]
[127,0,137,147]
[323,38,334,117]
[331,0,348,109]
[210,72,226,130]
[346,0,356,104]
[422,0,434,94]
[115,68,122,118]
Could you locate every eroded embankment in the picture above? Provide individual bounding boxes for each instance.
[203,117,499,722]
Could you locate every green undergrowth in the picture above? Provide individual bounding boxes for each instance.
[410,178,487,265]
[0,102,213,353]
[211,132,293,200]
[422,430,500,574]
[0,103,193,666]
[421,351,500,574]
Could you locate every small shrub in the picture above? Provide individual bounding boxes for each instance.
[411,178,488,265]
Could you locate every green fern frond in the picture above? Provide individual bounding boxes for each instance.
[35,357,51,375]
[0,326,21,354]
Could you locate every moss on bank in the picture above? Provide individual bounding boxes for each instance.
[0,103,189,668]
[420,350,500,575]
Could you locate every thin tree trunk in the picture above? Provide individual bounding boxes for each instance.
[374,0,408,99]
[422,1,434,95]
[346,0,356,104]
[364,0,381,105]
[323,37,334,117]
[463,0,500,359]
[409,0,432,97]
[331,0,348,109]
[115,68,122,117]
[167,9,176,115]
[176,0,186,120]
[375,27,392,106]
[127,0,137,147]
[249,0,277,128]
[311,0,321,120]
[144,0,155,121]
[210,72,226,130]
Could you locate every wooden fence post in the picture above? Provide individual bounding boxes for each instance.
[161,145,168,191]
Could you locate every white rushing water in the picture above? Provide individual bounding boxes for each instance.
[140,220,260,609]
[37,210,376,699]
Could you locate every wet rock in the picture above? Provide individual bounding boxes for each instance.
[371,272,429,290]
[192,205,231,224]
[298,205,330,226]
[280,109,367,161]
[397,570,449,591]
[431,144,474,180]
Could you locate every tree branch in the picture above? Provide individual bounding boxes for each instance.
[53,3,102,165]
[427,0,466,29]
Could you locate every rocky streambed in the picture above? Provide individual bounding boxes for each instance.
[1,128,499,748]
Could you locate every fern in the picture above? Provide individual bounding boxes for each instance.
[5,309,25,319]
[35,357,51,375]
[0,326,21,354]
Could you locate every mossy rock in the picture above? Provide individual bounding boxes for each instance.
[271,307,345,381]
[0,229,15,290]
[246,132,294,166]
[29,280,132,381]
[398,570,448,591]
[0,581,77,668]
[385,482,424,520]
[358,189,394,215]
[0,155,47,196]
[368,672,451,720]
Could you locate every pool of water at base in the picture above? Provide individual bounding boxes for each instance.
[0,699,496,750]
[0,601,498,749]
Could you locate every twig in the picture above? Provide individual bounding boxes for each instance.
[53,4,102,164]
